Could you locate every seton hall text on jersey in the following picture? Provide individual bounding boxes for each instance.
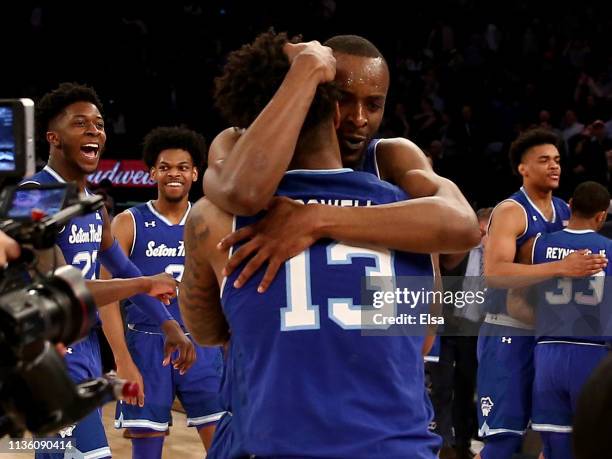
[546,246,606,260]
[145,240,185,257]
[68,223,102,244]
[295,199,373,206]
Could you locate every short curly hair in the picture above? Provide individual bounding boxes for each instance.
[571,181,610,218]
[36,82,104,146]
[214,30,338,138]
[509,128,561,175]
[142,126,206,169]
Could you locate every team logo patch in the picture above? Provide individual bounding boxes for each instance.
[59,424,76,438]
[481,397,494,417]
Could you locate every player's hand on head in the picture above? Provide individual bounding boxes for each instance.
[147,273,178,304]
[0,230,20,267]
[284,40,336,84]
[560,249,608,277]
[161,320,196,375]
[116,360,145,407]
[217,196,320,293]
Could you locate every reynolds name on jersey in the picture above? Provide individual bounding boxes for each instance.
[543,246,607,260]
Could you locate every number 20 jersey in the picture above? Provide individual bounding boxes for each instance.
[221,169,440,458]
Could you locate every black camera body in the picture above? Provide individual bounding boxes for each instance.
[0,99,130,439]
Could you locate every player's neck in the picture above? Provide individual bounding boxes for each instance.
[289,123,343,170]
[566,217,599,231]
[47,153,87,191]
[522,182,553,206]
[151,197,190,224]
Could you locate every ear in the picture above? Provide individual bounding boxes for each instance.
[568,198,573,211]
[192,167,199,182]
[333,101,341,130]
[595,210,607,227]
[518,163,527,177]
[46,130,60,147]
[150,167,157,181]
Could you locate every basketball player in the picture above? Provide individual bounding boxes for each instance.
[509,181,612,459]
[475,129,607,459]
[205,36,471,366]
[180,31,441,458]
[205,35,480,287]
[108,127,224,458]
[24,83,189,459]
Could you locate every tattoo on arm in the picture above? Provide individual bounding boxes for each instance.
[180,207,229,346]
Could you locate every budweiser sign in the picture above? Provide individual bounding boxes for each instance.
[88,160,155,187]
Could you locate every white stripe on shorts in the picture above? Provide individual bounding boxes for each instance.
[80,446,112,459]
[186,411,226,427]
[532,423,572,433]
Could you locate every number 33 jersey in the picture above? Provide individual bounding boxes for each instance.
[532,228,612,341]
[220,169,440,459]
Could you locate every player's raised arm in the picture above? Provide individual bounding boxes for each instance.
[204,38,336,215]
[180,199,230,346]
[376,138,479,247]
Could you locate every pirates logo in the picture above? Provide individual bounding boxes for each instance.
[480,397,494,417]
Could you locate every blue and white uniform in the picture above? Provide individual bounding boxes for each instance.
[530,229,612,435]
[210,169,440,458]
[22,166,110,459]
[114,201,224,432]
[477,187,570,439]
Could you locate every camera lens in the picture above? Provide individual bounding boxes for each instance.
[0,266,96,347]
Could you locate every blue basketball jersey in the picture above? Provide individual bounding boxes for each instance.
[21,166,103,281]
[532,229,612,342]
[220,169,439,458]
[484,188,570,316]
[510,187,571,247]
[124,201,189,328]
[361,138,382,177]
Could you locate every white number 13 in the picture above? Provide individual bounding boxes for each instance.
[280,242,396,331]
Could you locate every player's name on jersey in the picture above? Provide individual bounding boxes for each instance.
[68,223,102,244]
[295,198,373,207]
[545,246,607,260]
[145,240,185,258]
